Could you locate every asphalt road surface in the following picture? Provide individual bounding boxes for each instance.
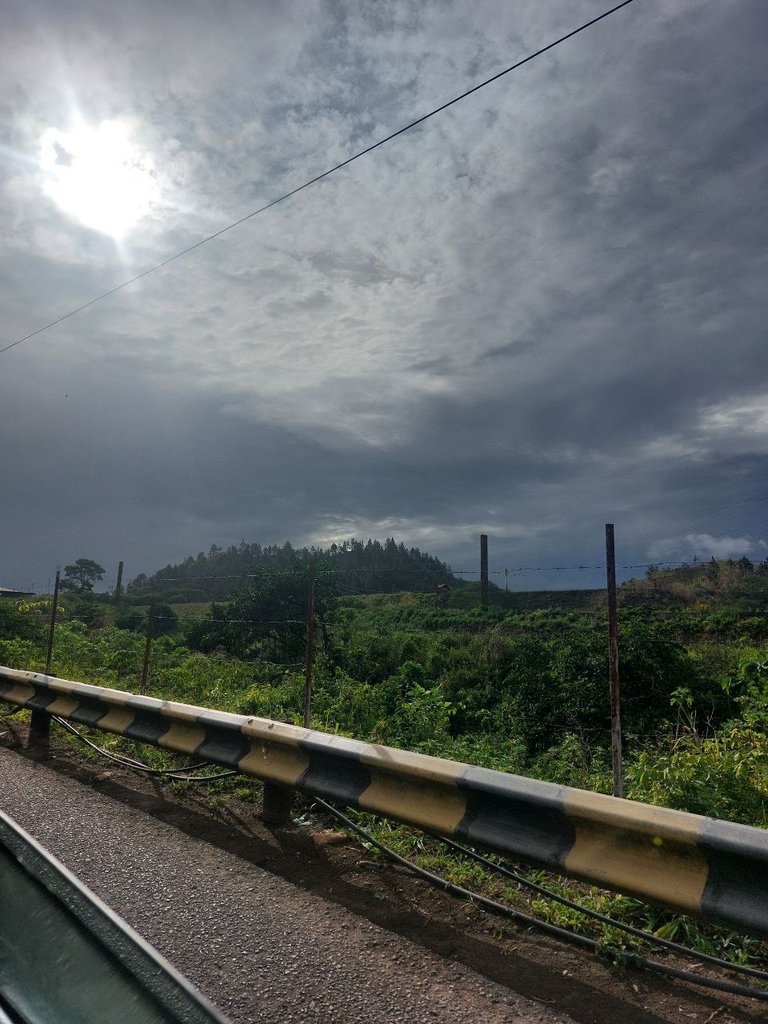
[0,746,576,1024]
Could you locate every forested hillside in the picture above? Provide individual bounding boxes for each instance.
[126,537,454,603]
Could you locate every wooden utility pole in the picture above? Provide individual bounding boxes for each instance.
[605,524,624,797]
[302,557,316,729]
[480,534,489,608]
[114,560,124,603]
[140,601,156,695]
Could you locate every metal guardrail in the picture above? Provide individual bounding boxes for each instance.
[2,665,768,939]
[0,808,230,1024]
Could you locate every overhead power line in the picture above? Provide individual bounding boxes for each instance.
[0,0,637,358]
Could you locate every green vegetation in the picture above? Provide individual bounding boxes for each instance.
[61,558,106,594]
[2,552,768,967]
[126,537,453,603]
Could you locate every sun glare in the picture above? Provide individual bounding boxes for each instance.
[39,120,156,238]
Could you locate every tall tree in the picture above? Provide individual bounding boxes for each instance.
[61,558,105,593]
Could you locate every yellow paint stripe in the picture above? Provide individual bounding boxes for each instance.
[238,739,310,786]
[1,684,35,704]
[241,718,308,748]
[565,791,707,911]
[95,709,136,734]
[358,745,465,785]
[359,770,468,833]
[566,789,702,841]
[45,696,80,717]
[161,701,207,723]
[158,721,207,755]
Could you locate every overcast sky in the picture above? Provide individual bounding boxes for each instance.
[1,0,767,592]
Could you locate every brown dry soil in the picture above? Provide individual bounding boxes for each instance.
[2,720,767,1024]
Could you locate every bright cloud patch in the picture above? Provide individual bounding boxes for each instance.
[649,533,758,561]
[39,120,156,238]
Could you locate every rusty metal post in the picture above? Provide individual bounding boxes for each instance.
[140,601,155,696]
[30,570,59,753]
[303,556,316,729]
[44,570,60,676]
[262,783,294,826]
[480,534,489,608]
[114,560,124,603]
[605,524,624,797]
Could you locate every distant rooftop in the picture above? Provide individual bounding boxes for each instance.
[0,586,35,598]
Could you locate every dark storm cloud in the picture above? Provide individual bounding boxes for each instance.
[2,0,768,589]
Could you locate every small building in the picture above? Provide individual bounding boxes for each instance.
[0,586,35,599]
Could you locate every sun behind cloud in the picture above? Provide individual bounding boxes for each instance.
[39,119,156,238]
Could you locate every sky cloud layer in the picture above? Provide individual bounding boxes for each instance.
[2,1,767,591]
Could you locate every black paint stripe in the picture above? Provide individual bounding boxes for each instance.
[21,690,58,712]
[193,722,253,767]
[122,708,175,745]
[297,740,371,805]
[71,701,117,727]
[455,768,576,867]
[699,819,768,938]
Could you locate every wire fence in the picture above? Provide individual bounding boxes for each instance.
[4,533,767,789]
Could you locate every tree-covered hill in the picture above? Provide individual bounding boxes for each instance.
[126,537,455,603]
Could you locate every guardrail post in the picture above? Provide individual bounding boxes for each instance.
[28,710,50,755]
[262,783,294,826]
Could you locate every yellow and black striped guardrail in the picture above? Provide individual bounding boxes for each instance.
[2,665,768,940]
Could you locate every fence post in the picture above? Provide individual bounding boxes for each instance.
[140,601,155,696]
[44,570,60,676]
[605,524,624,797]
[114,561,124,603]
[303,556,316,729]
[480,534,489,608]
[30,570,60,753]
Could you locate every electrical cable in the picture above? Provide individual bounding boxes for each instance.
[311,797,768,1001]
[438,835,768,981]
[52,716,238,781]
[0,0,638,358]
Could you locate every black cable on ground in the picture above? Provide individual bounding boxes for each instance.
[52,716,238,782]
[438,835,768,982]
[312,797,768,1002]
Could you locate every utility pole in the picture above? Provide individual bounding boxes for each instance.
[114,560,124,603]
[140,601,156,696]
[303,556,316,729]
[605,524,624,797]
[480,534,489,608]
